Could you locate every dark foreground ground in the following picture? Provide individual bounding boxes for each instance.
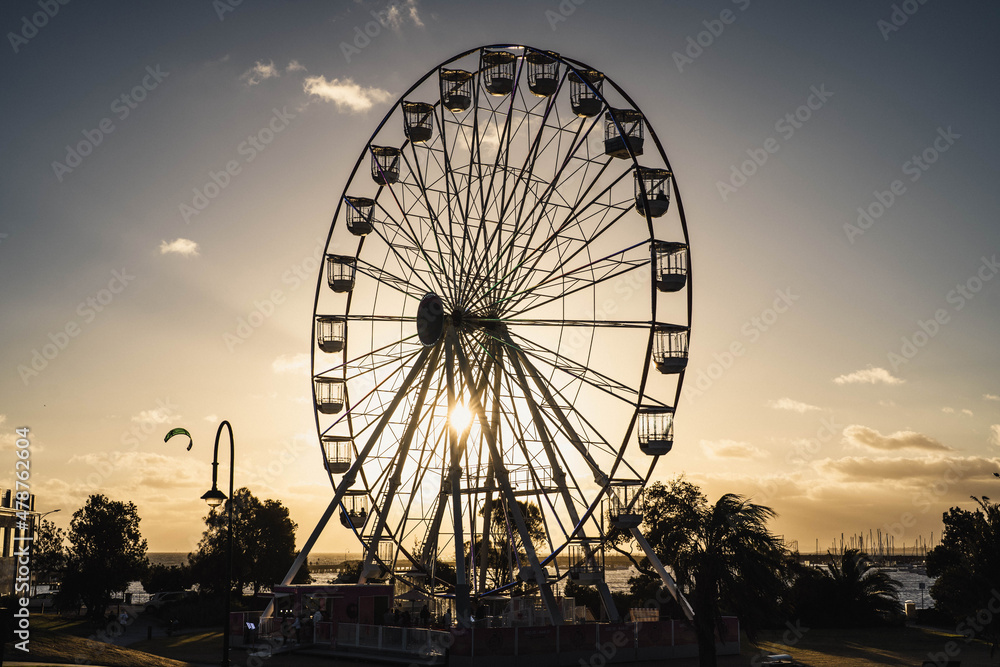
[8,615,998,666]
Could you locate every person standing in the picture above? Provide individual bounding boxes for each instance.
[292,615,301,644]
[443,608,452,628]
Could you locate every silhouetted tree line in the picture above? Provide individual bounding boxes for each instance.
[34,488,308,623]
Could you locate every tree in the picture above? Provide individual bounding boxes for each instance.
[927,496,1000,651]
[141,563,194,595]
[188,487,305,598]
[787,549,900,626]
[470,499,544,591]
[629,479,787,667]
[59,495,148,620]
[33,518,66,585]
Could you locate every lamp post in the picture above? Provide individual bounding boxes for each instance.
[166,421,235,667]
[31,509,60,596]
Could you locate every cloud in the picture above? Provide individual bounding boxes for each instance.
[990,425,1000,448]
[700,439,768,459]
[833,367,904,385]
[842,424,950,452]
[962,409,973,417]
[272,353,309,374]
[816,455,998,484]
[204,414,218,423]
[131,407,177,427]
[942,407,954,414]
[391,0,423,29]
[768,398,821,413]
[286,60,306,72]
[159,238,199,257]
[985,394,1000,402]
[303,75,392,113]
[0,415,5,426]
[241,60,280,86]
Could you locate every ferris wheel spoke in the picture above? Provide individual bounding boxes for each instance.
[502,254,648,321]
[318,345,424,439]
[391,389,450,572]
[360,341,442,577]
[485,112,610,306]
[492,359,583,548]
[486,318,651,328]
[452,337,563,617]
[463,86,564,308]
[314,335,420,380]
[493,170,635,313]
[464,158,629,314]
[371,197,453,299]
[354,258,430,303]
[364,217,440,297]
[505,336,649,486]
[507,329,661,410]
[503,256,648,320]
[501,239,648,315]
[399,145,464,299]
[457,83,521,308]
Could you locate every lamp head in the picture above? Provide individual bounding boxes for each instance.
[201,487,227,508]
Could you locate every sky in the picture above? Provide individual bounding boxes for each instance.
[1,0,999,557]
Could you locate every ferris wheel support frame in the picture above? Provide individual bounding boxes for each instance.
[452,335,564,625]
[502,335,621,622]
[264,345,434,619]
[357,343,442,583]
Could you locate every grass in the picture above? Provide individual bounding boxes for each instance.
[7,615,195,666]
[745,625,999,666]
[14,615,1000,666]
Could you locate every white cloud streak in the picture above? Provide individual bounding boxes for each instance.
[159,238,199,257]
[833,367,904,385]
[842,424,950,452]
[768,397,821,413]
[303,75,392,113]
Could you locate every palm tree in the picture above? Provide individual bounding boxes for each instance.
[638,481,788,667]
[824,549,901,623]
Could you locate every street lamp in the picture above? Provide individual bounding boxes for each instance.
[31,509,60,596]
[166,421,235,667]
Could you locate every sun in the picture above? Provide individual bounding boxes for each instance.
[449,402,474,433]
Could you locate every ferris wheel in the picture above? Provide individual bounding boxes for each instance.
[281,45,694,624]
